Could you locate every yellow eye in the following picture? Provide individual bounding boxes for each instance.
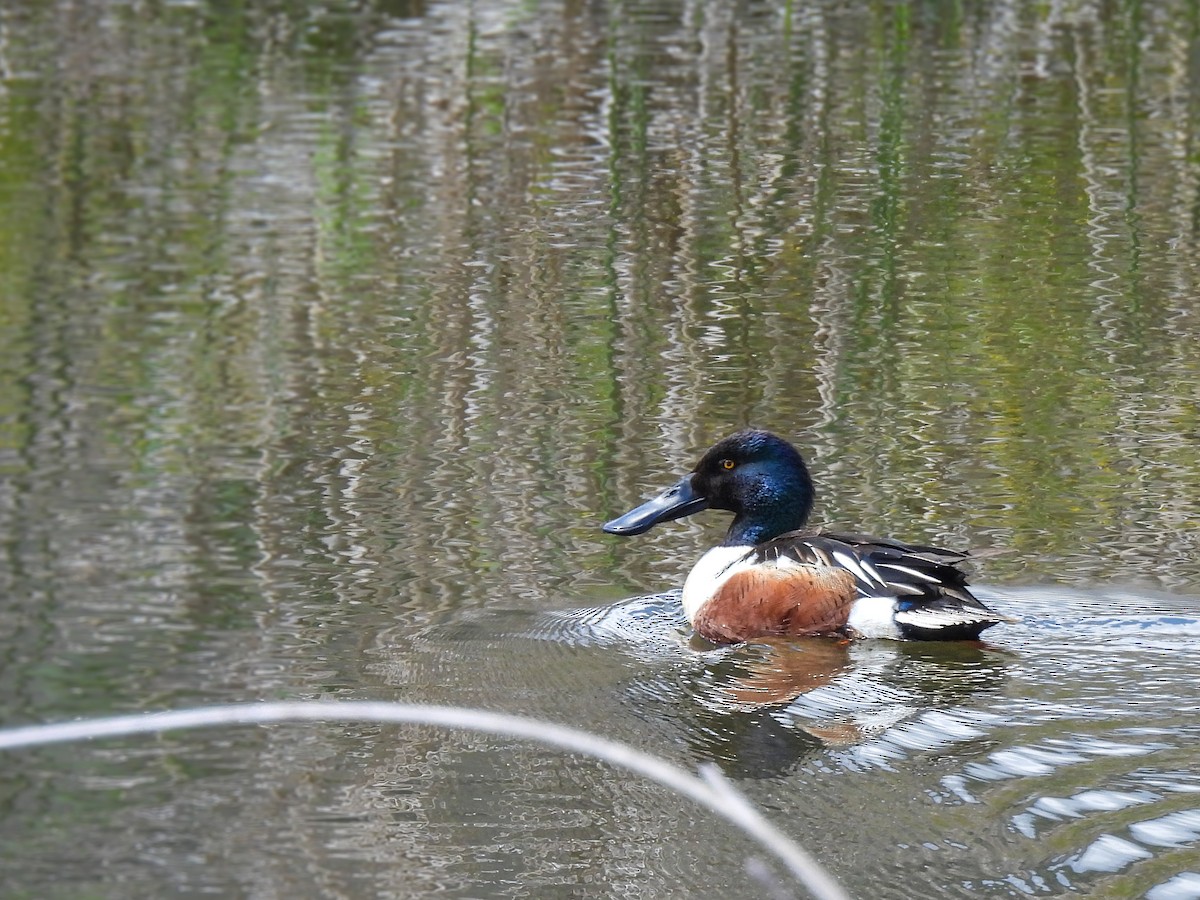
[721,458,736,470]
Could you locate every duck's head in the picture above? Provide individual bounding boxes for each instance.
[602,429,815,545]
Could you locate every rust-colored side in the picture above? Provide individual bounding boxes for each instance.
[692,565,857,644]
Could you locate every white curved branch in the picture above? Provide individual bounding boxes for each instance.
[0,701,849,900]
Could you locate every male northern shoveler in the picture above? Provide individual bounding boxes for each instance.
[602,429,1013,644]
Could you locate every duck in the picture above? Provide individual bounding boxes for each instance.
[602,429,1014,644]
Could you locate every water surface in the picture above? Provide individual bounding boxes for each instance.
[1,1,1199,897]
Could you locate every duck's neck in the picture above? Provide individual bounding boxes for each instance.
[722,490,813,546]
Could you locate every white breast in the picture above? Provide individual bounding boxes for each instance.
[679,545,757,625]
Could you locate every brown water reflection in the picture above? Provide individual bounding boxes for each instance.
[2,0,1200,897]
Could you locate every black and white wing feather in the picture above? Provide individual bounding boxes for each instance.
[754,529,1014,640]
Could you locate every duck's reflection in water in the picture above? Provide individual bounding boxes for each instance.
[681,635,1010,775]
[423,593,1010,776]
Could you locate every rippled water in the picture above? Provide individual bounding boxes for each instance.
[416,585,1200,897]
[1,0,1199,897]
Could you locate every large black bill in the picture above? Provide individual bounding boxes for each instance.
[601,474,710,536]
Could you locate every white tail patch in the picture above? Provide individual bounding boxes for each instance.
[846,597,903,639]
[895,606,1012,629]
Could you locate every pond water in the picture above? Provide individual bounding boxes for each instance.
[1,0,1199,897]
